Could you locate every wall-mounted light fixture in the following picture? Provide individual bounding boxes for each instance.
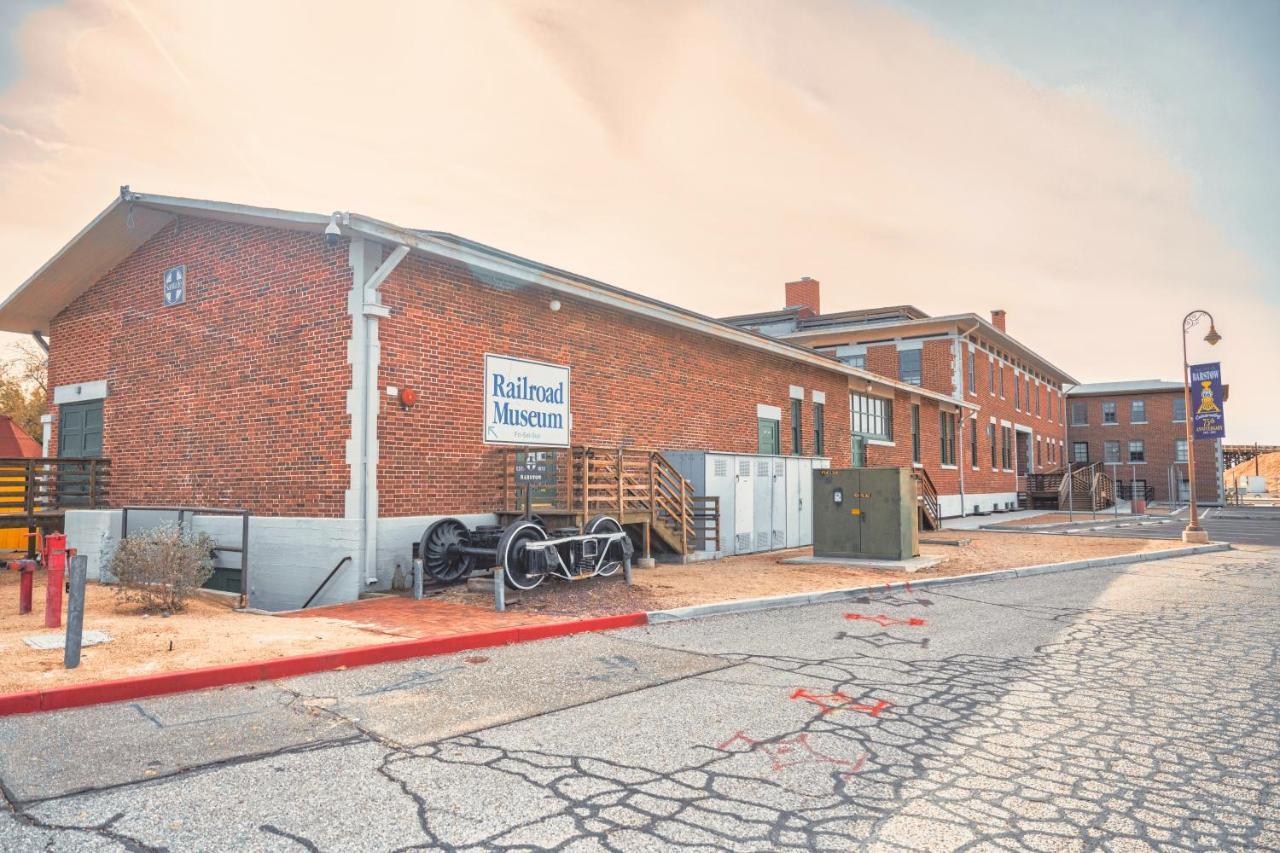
[549,299,561,312]
[398,388,419,409]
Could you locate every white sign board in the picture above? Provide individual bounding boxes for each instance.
[483,354,570,447]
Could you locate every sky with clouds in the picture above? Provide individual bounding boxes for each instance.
[0,0,1276,441]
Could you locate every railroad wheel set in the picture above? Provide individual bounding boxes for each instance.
[418,515,633,590]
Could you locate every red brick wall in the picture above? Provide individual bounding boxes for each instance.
[375,254,853,516]
[853,339,1068,506]
[47,218,353,516]
[1065,391,1219,503]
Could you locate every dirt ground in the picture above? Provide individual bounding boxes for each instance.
[1,530,1191,696]
[434,530,1194,617]
[0,571,393,694]
[987,511,1146,527]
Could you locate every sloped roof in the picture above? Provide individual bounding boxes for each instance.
[0,416,42,457]
[1065,380,1186,396]
[0,189,978,412]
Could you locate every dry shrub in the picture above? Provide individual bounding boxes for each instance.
[110,524,215,613]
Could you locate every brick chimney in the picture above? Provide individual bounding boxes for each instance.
[785,277,821,318]
[990,309,1007,333]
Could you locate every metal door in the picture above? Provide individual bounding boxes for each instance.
[752,458,773,552]
[859,469,901,558]
[706,454,736,555]
[734,457,755,553]
[785,458,802,548]
[58,400,103,458]
[771,458,787,549]
[799,459,823,546]
[851,435,866,467]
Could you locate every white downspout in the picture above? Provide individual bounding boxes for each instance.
[346,233,409,588]
[954,321,980,516]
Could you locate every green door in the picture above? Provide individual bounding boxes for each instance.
[58,400,103,458]
[57,400,103,507]
[757,418,780,455]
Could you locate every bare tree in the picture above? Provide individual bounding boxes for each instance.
[0,341,48,440]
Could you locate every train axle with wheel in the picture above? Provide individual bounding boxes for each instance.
[418,515,633,590]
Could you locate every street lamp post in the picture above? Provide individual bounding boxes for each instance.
[1180,310,1221,544]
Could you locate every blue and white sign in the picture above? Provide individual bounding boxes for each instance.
[162,264,186,307]
[484,354,570,447]
[1189,361,1226,440]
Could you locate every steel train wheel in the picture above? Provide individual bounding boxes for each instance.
[497,521,549,590]
[419,518,475,583]
[583,515,625,577]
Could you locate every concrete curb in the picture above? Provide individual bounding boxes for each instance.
[0,612,648,718]
[644,543,1231,623]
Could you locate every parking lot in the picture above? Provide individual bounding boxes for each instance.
[1068,506,1280,547]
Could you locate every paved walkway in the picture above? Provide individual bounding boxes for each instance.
[278,594,561,638]
[2,546,1277,850]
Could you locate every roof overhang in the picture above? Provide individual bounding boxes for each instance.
[2,189,970,411]
[782,314,1078,386]
[0,190,329,335]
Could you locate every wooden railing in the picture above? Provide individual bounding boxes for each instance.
[501,446,718,554]
[0,457,111,530]
[1056,463,1114,511]
[912,467,940,530]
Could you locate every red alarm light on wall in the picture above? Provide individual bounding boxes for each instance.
[398,388,418,409]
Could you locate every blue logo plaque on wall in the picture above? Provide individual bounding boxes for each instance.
[163,264,186,307]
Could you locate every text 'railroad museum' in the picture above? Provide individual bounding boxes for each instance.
[0,189,1094,609]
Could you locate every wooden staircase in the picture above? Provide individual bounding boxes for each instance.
[1055,464,1115,512]
[912,467,941,531]
[500,446,719,557]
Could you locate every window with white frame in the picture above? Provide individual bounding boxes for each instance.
[1104,441,1121,464]
[1175,439,1188,463]
[1172,396,1186,422]
[1130,399,1146,423]
[1128,440,1145,463]
[1072,441,1089,464]
[940,411,956,466]
[898,349,922,385]
[1102,401,1117,424]
[1070,401,1088,426]
[967,351,975,394]
[850,392,893,440]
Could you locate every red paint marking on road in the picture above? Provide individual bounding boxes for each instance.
[843,613,926,628]
[717,730,870,776]
[789,689,892,717]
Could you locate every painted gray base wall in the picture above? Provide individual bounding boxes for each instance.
[64,510,497,613]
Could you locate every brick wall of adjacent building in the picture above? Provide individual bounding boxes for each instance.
[854,336,1068,510]
[374,253,854,516]
[47,217,353,516]
[1065,390,1220,504]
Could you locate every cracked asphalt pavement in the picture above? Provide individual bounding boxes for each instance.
[1,546,1277,851]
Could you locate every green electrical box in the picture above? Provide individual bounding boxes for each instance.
[812,467,919,560]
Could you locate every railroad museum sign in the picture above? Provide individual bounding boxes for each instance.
[484,354,571,447]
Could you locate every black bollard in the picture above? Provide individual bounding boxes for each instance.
[64,554,88,669]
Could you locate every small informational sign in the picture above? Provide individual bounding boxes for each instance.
[514,451,553,486]
[162,264,186,307]
[1189,362,1226,440]
[484,354,570,447]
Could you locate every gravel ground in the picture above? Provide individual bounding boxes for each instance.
[435,530,1192,617]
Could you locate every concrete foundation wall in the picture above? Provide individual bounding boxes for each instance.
[940,491,1018,517]
[65,509,499,613]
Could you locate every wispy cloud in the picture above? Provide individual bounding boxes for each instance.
[0,0,1273,438]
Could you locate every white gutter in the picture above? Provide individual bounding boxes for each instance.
[340,215,977,412]
[345,233,410,587]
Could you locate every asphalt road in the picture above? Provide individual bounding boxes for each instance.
[1066,506,1280,547]
[2,546,1278,851]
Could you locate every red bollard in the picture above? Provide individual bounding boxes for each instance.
[44,532,68,628]
[17,560,35,614]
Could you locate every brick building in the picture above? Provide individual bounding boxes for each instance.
[724,281,1075,517]
[0,190,965,609]
[1064,380,1224,505]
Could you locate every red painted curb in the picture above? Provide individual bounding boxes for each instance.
[0,611,649,718]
